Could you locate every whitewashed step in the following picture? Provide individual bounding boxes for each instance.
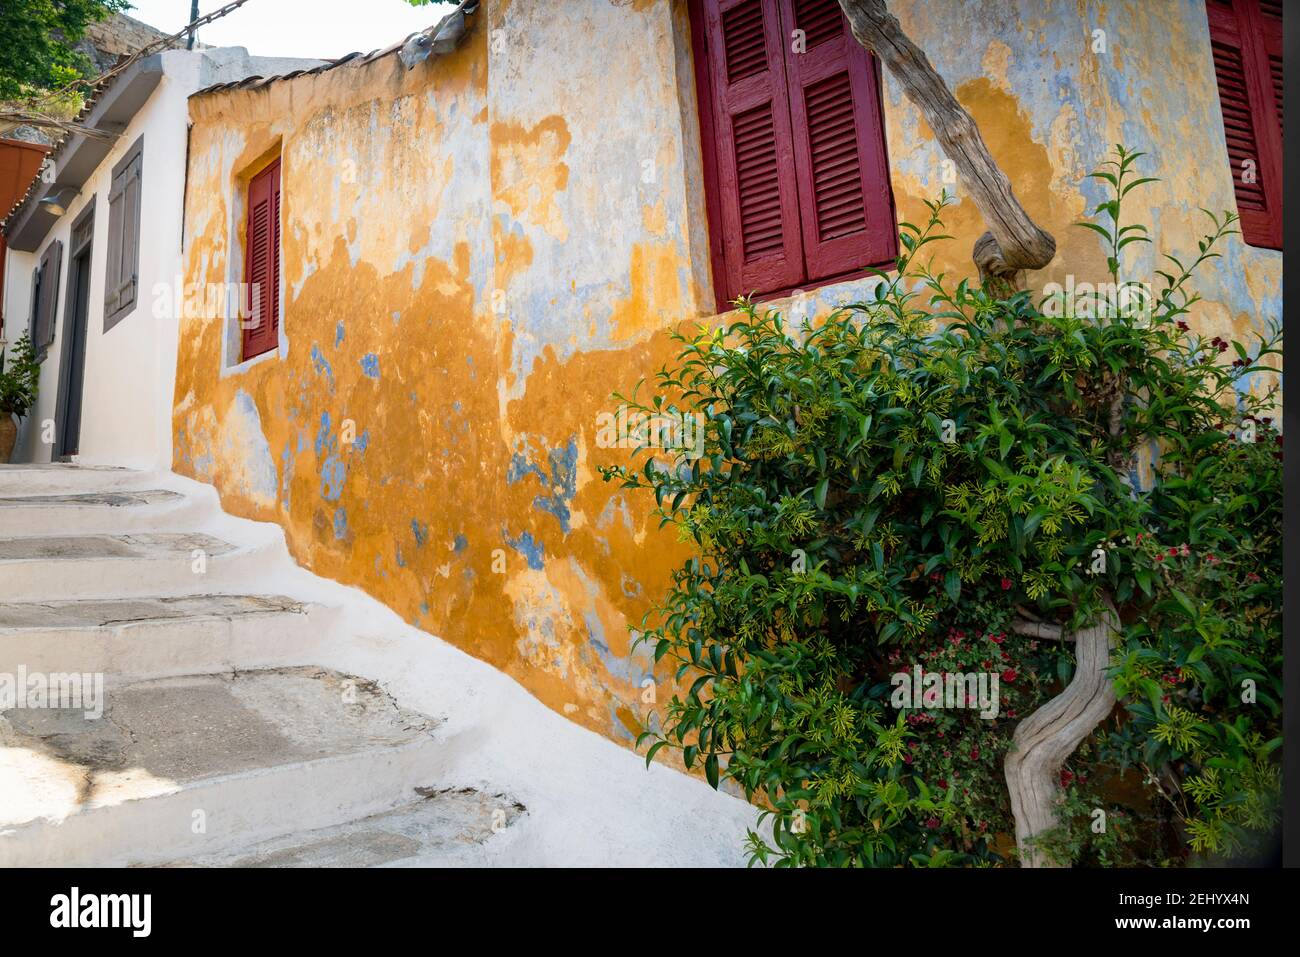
[0,594,330,678]
[0,531,279,601]
[163,787,526,867]
[0,667,454,867]
[0,464,144,497]
[0,489,201,536]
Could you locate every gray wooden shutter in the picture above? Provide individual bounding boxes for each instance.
[105,136,143,330]
[33,241,63,354]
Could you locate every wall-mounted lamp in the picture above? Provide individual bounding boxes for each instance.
[38,186,80,217]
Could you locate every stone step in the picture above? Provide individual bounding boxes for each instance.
[162,787,526,867]
[0,531,277,601]
[0,464,144,497]
[0,667,455,867]
[0,594,328,678]
[0,489,201,537]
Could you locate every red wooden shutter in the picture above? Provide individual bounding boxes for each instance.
[778,0,895,281]
[1207,0,1282,249]
[242,158,281,360]
[699,0,806,302]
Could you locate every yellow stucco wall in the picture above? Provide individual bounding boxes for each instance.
[173,0,1281,748]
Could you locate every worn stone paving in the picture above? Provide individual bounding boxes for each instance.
[0,532,233,561]
[0,667,441,825]
[0,490,183,508]
[0,594,304,629]
[167,788,527,867]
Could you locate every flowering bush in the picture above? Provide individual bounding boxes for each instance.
[602,148,1281,866]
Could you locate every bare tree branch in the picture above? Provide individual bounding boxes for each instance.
[1012,619,1069,641]
[0,112,118,141]
[837,0,1056,289]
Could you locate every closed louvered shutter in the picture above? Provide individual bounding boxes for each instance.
[104,137,143,331]
[693,0,896,306]
[779,0,894,281]
[32,240,63,354]
[242,158,281,360]
[1207,0,1282,249]
[699,0,806,302]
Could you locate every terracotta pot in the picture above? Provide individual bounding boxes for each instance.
[0,415,17,464]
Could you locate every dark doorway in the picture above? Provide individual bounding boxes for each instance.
[55,201,94,460]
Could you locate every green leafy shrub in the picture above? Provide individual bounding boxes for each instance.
[602,147,1281,867]
[0,331,41,418]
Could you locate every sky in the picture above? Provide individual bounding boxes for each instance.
[122,0,455,60]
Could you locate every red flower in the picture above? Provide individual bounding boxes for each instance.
[969,748,981,760]
[925,817,941,829]
[903,753,913,764]
[937,779,948,790]
[990,635,1005,645]
[1060,770,1075,787]
[1001,669,1017,682]
[1155,553,1165,562]
[1000,578,1013,591]
[1167,547,1178,557]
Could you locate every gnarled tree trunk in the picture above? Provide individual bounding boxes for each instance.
[1004,601,1118,866]
[836,0,1056,290]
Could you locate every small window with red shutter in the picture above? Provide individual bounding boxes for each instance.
[690,0,896,309]
[1206,0,1283,250]
[242,157,282,361]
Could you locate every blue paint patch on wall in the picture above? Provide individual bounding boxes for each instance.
[314,410,334,457]
[507,436,547,486]
[314,410,347,502]
[320,455,346,501]
[504,528,545,570]
[506,435,579,533]
[310,343,336,391]
[335,321,345,347]
[533,438,578,532]
[353,429,370,454]
[333,507,349,539]
[411,519,429,547]
[453,534,468,553]
[232,389,279,503]
[360,353,380,379]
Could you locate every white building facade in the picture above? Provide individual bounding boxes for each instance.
[1,47,320,468]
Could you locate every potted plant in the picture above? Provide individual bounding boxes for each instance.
[0,332,41,463]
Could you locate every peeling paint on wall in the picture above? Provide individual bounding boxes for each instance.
[174,0,1280,749]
